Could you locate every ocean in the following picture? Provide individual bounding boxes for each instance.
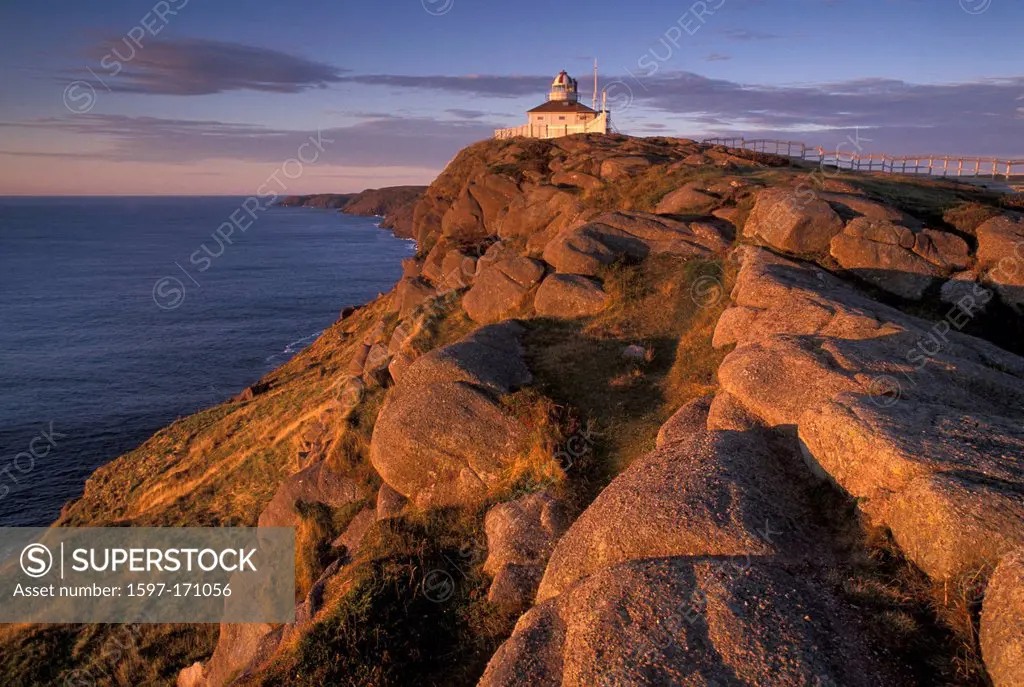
[0,197,412,527]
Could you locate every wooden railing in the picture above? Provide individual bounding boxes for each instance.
[701,137,1024,180]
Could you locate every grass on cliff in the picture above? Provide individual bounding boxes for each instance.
[248,508,518,687]
[57,296,398,528]
[0,298,408,685]
[0,622,217,687]
[523,253,733,510]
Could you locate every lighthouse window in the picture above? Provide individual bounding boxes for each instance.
[558,116,566,121]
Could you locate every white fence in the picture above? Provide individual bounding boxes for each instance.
[495,113,610,140]
[702,137,1024,180]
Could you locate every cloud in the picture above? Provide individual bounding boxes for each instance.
[0,113,497,168]
[79,39,348,95]
[446,108,491,119]
[703,53,733,62]
[337,73,549,97]
[717,29,781,41]
[630,72,1024,156]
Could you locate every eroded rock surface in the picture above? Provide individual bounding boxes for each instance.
[537,398,818,602]
[482,557,894,687]
[982,549,1024,687]
[533,274,610,319]
[484,491,567,611]
[463,256,546,324]
[743,187,844,255]
[543,211,729,276]
[370,323,534,508]
[715,247,1024,582]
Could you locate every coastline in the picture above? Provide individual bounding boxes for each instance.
[43,189,426,528]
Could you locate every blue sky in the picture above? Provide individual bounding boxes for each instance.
[0,0,1021,194]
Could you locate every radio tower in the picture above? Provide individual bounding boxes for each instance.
[592,58,599,111]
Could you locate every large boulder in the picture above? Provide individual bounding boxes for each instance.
[484,491,567,611]
[257,462,364,529]
[394,277,436,318]
[981,549,1024,687]
[481,557,897,687]
[398,321,533,393]
[800,397,1024,581]
[536,398,818,602]
[714,247,1024,584]
[499,185,592,249]
[819,192,918,226]
[654,182,718,215]
[468,174,521,230]
[599,155,652,180]
[540,227,617,276]
[830,218,970,299]
[463,256,546,324]
[743,187,844,255]
[550,170,602,192]
[976,214,1024,309]
[542,212,730,276]
[533,274,610,319]
[370,323,534,508]
[440,185,486,242]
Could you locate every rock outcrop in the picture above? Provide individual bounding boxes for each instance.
[484,492,567,611]
[543,211,730,276]
[533,274,610,319]
[463,255,546,324]
[981,549,1024,687]
[830,218,970,299]
[715,247,1024,583]
[485,393,903,683]
[536,398,817,602]
[481,557,894,687]
[44,134,1024,687]
[370,323,535,508]
[743,187,844,255]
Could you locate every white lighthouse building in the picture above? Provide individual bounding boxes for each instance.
[495,69,611,140]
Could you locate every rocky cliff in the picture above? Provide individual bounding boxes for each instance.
[279,185,426,237]
[5,134,1024,686]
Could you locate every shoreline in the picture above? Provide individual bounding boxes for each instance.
[24,201,420,529]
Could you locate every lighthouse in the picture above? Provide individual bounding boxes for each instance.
[495,69,611,140]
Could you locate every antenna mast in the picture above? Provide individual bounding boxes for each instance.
[593,58,599,111]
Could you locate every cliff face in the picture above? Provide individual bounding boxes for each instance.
[7,135,1024,687]
[279,185,427,237]
[275,193,355,208]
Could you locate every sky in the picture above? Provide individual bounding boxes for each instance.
[0,0,1021,195]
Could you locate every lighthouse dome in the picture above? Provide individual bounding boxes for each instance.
[548,70,579,103]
